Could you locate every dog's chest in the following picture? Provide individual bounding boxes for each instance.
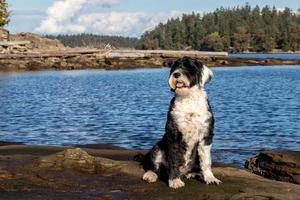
[171,92,211,140]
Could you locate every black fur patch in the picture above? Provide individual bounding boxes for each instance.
[203,101,214,146]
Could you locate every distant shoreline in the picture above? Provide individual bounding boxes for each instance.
[228,51,300,55]
[230,52,300,54]
[0,49,300,72]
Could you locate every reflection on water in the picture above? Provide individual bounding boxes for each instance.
[0,66,299,165]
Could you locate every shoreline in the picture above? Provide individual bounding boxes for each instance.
[0,49,300,72]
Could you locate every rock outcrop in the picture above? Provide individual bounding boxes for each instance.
[0,30,65,54]
[1,49,300,72]
[35,148,124,173]
[0,28,9,41]
[245,151,300,184]
[10,32,65,50]
[0,144,299,200]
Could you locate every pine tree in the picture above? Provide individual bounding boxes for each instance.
[0,0,9,27]
[139,4,300,52]
[201,32,224,51]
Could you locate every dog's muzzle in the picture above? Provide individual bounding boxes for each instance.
[169,71,190,91]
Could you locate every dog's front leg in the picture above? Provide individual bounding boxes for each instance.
[198,142,221,184]
[167,144,185,189]
[168,162,185,189]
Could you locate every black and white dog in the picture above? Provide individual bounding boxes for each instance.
[142,57,221,189]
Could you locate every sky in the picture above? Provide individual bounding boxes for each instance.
[6,0,300,37]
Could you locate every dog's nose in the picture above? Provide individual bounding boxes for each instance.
[173,72,181,78]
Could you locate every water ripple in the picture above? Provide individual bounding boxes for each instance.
[0,66,300,165]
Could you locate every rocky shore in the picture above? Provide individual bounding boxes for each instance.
[0,49,300,72]
[0,142,299,200]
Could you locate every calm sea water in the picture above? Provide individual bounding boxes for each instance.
[230,53,300,60]
[0,66,300,165]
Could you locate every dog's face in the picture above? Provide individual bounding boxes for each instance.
[168,57,213,96]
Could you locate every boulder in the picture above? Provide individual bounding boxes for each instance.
[35,148,125,173]
[245,151,300,184]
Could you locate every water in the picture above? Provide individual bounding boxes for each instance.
[0,66,300,165]
[230,53,300,60]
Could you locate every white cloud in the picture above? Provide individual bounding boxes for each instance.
[36,0,120,34]
[35,0,190,37]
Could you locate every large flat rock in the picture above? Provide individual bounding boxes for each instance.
[0,144,299,200]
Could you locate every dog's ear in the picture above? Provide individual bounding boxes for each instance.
[200,65,213,86]
[167,60,174,68]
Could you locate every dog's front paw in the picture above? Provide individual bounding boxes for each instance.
[142,171,158,183]
[185,172,199,179]
[204,175,222,185]
[168,178,185,189]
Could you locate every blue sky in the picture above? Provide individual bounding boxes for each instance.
[6,0,299,37]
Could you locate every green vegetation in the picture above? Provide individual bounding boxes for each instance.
[46,34,139,49]
[0,0,9,27]
[47,5,300,52]
[140,4,300,52]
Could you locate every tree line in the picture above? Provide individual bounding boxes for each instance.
[46,5,300,52]
[140,4,300,52]
[46,34,140,49]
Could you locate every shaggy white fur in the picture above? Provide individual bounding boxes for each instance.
[171,87,211,173]
[142,170,158,183]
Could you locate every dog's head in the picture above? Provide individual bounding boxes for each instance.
[168,57,213,95]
